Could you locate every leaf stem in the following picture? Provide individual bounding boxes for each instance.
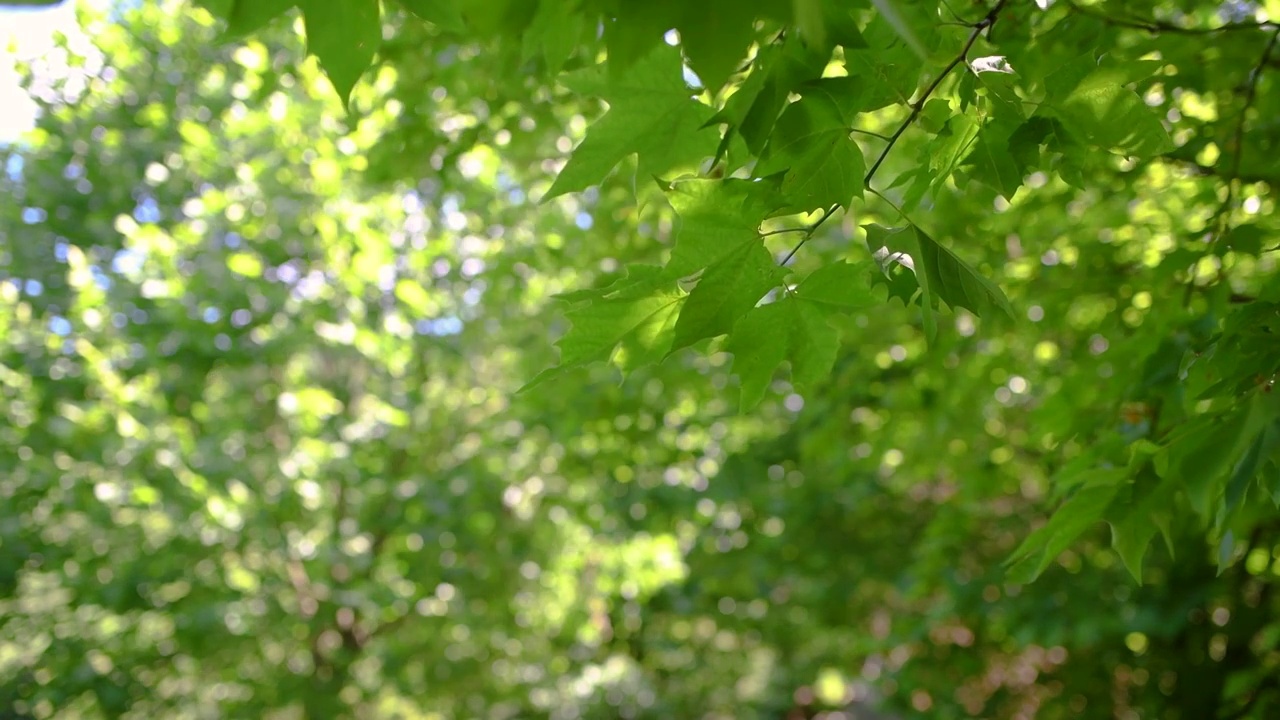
[850,128,892,141]
[760,226,807,238]
[867,187,910,223]
[863,0,1010,187]
[774,0,1006,270]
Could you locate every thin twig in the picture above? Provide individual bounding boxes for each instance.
[778,203,839,265]
[771,0,1009,269]
[863,0,1010,186]
[779,238,811,266]
[760,226,806,238]
[1062,0,1277,34]
[939,0,977,25]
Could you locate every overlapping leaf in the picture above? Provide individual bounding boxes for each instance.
[708,36,830,160]
[521,0,585,75]
[755,94,866,211]
[1006,470,1128,584]
[665,178,785,275]
[865,223,1014,341]
[221,0,293,37]
[397,0,465,32]
[670,242,786,352]
[519,266,686,392]
[726,260,880,411]
[1048,66,1175,157]
[664,178,788,349]
[726,298,836,411]
[543,43,718,200]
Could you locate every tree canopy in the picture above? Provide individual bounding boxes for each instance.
[1,0,1279,718]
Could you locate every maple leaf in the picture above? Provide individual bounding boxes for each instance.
[543,44,718,200]
[664,178,785,276]
[670,240,785,352]
[299,0,381,108]
[726,296,840,412]
[519,266,685,392]
[755,93,866,211]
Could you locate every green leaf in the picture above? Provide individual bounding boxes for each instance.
[971,57,1024,120]
[865,223,1014,342]
[970,130,1024,200]
[1050,68,1175,157]
[192,0,233,20]
[300,0,382,108]
[520,273,686,392]
[543,44,718,200]
[756,94,866,211]
[665,178,782,276]
[916,98,952,133]
[397,0,466,32]
[1006,483,1124,584]
[1166,395,1276,519]
[1224,423,1277,523]
[1107,467,1178,584]
[670,241,786,352]
[726,296,840,411]
[675,0,762,95]
[869,0,927,59]
[1223,224,1267,256]
[867,224,935,340]
[794,261,882,311]
[521,0,585,75]
[928,112,981,192]
[709,36,828,158]
[839,48,918,112]
[224,0,294,38]
[1218,530,1240,575]
[792,0,826,49]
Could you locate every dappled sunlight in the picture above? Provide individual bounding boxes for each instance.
[1,0,1279,719]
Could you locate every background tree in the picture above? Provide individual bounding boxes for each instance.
[1,0,1279,718]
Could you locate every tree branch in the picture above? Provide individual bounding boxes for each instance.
[1063,0,1277,35]
[770,0,1010,267]
[863,0,1010,186]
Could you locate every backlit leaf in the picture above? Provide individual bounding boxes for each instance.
[300,0,381,107]
[397,0,465,32]
[1007,482,1123,584]
[670,241,786,352]
[544,44,718,200]
[726,296,840,411]
[1051,68,1175,157]
[755,94,866,210]
[224,0,294,37]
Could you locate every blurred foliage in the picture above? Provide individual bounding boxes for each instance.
[0,1,1279,719]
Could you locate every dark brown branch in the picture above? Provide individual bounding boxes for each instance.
[863,0,1011,186]
[771,0,1010,268]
